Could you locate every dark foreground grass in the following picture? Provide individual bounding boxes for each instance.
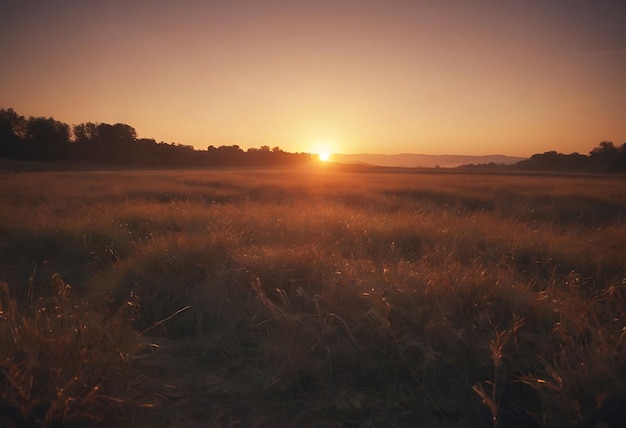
[1,166,625,427]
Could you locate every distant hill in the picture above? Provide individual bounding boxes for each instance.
[330,153,527,168]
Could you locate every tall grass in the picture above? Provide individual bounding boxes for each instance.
[0,166,625,426]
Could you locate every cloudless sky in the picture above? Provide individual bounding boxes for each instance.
[1,0,625,156]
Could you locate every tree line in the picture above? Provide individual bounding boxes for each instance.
[458,142,626,173]
[513,141,626,173]
[0,108,313,167]
[1,107,624,171]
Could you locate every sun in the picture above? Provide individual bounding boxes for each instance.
[311,138,335,162]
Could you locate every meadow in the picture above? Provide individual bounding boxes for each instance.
[1,165,625,427]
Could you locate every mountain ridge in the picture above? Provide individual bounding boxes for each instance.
[330,153,527,168]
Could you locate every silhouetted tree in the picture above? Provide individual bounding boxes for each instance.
[72,122,98,145]
[83,123,137,164]
[96,123,137,146]
[590,141,621,171]
[69,122,97,161]
[0,108,27,158]
[24,116,70,161]
[206,145,246,165]
[619,143,626,172]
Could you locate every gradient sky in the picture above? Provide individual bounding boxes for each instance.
[1,1,625,156]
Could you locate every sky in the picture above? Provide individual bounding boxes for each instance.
[1,1,625,157]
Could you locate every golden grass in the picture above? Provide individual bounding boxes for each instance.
[0,166,625,426]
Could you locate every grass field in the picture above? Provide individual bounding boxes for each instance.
[1,165,625,427]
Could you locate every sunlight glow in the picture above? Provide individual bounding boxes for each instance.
[311,138,335,162]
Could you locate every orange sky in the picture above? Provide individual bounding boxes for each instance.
[1,1,625,156]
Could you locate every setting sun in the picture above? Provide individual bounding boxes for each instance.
[311,138,335,162]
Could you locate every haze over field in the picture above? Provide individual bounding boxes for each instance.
[1,1,625,157]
